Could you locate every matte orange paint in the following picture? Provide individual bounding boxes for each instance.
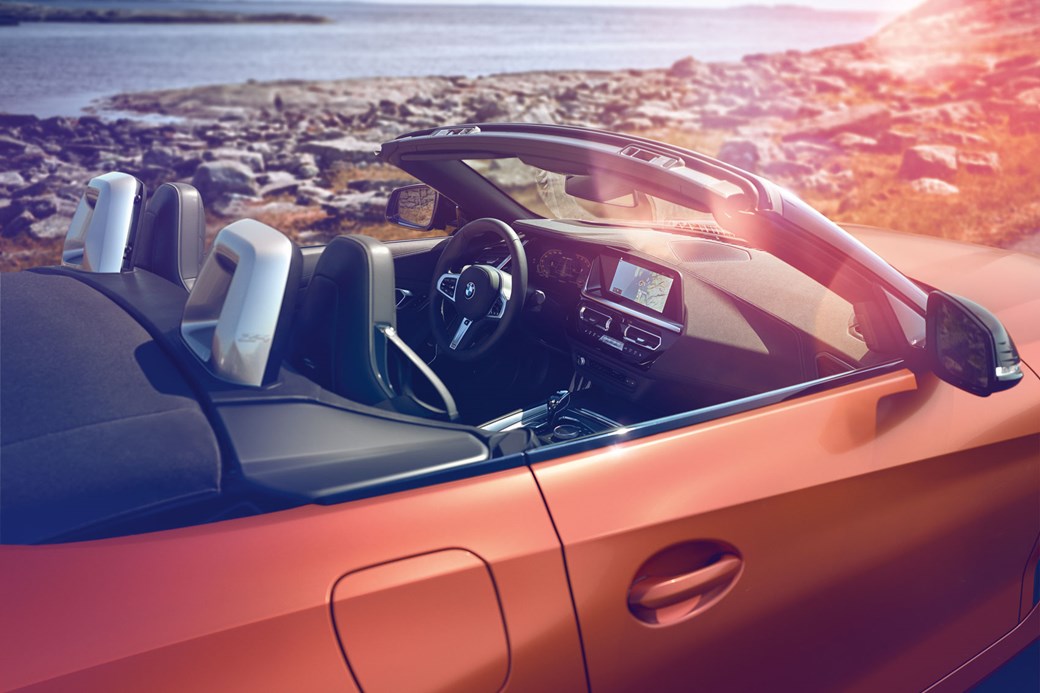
[332,549,510,692]
[533,367,1040,692]
[0,468,586,692]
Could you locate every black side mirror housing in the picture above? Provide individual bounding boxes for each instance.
[385,184,454,231]
[926,290,1023,397]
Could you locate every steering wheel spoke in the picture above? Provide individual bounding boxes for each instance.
[448,317,476,351]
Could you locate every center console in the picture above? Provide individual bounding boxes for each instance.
[480,391,621,444]
[570,253,683,393]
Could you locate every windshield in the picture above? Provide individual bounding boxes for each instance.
[465,157,719,227]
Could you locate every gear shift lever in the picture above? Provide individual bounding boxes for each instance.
[546,389,571,429]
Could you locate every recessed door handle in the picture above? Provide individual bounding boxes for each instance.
[628,554,742,611]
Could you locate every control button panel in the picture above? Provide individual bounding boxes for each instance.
[439,276,458,298]
[572,300,673,366]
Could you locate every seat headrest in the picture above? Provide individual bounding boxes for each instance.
[291,235,397,405]
[132,182,206,290]
[181,219,302,387]
[62,172,145,273]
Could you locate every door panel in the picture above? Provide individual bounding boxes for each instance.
[534,368,1040,692]
[0,468,586,692]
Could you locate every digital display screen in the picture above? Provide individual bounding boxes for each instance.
[608,259,673,314]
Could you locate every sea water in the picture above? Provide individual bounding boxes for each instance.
[0,1,891,116]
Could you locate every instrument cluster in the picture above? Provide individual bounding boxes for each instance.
[535,248,592,286]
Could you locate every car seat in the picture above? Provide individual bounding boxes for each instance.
[290,235,458,421]
[132,182,206,290]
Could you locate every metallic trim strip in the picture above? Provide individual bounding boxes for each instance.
[526,359,908,462]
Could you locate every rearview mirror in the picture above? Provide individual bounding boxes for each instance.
[926,291,1022,397]
[565,174,637,207]
[386,184,442,230]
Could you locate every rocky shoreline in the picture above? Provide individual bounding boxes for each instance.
[2,0,1039,270]
[0,2,329,25]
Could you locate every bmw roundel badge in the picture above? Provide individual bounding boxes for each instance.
[464,281,476,299]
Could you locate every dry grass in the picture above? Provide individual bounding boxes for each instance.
[0,237,62,272]
[646,113,1040,250]
[325,162,416,192]
[799,128,1040,247]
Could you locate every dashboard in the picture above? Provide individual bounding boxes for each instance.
[461,217,863,416]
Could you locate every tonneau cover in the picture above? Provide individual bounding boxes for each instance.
[0,271,220,543]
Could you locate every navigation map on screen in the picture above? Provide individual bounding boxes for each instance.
[608,259,673,313]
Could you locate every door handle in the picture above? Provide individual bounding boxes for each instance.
[628,554,742,611]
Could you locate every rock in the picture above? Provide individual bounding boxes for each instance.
[1009,106,1040,135]
[191,160,258,202]
[288,152,320,179]
[142,145,179,169]
[1,210,35,238]
[958,150,1001,175]
[0,171,27,188]
[0,135,28,156]
[1018,87,1040,108]
[762,160,816,177]
[810,75,847,94]
[717,139,765,172]
[295,184,334,205]
[831,133,878,152]
[23,197,57,220]
[471,96,510,122]
[876,130,917,154]
[0,200,25,227]
[30,214,73,241]
[783,105,892,141]
[898,145,958,181]
[321,191,388,223]
[0,114,38,128]
[204,148,266,173]
[908,178,960,196]
[931,130,989,147]
[668,56,707,79]
[12,179,51,198]
[39,116,76,139]
[616,117,655,132]
[298,136,380,166]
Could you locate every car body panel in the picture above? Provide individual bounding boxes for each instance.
[0,468,586,692]
[332,550,510,692]
[533,367,1040,691]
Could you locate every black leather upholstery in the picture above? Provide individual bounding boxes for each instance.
[291,235,398,405]
[132,182,206,290]
[291,235,458,420]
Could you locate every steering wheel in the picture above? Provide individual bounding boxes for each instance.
[429,218,528,362]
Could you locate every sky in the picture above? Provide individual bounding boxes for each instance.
[353,0,925,12]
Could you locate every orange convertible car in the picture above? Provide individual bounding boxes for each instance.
[1,124,1037,692]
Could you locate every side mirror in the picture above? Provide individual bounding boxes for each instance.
[386,184,444,231]
[926,291,1022,397]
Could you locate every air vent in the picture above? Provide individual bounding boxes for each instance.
[670,239,752,264]
[620,145,683,169]
[623,324,662,351]
[433,126,481,136]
